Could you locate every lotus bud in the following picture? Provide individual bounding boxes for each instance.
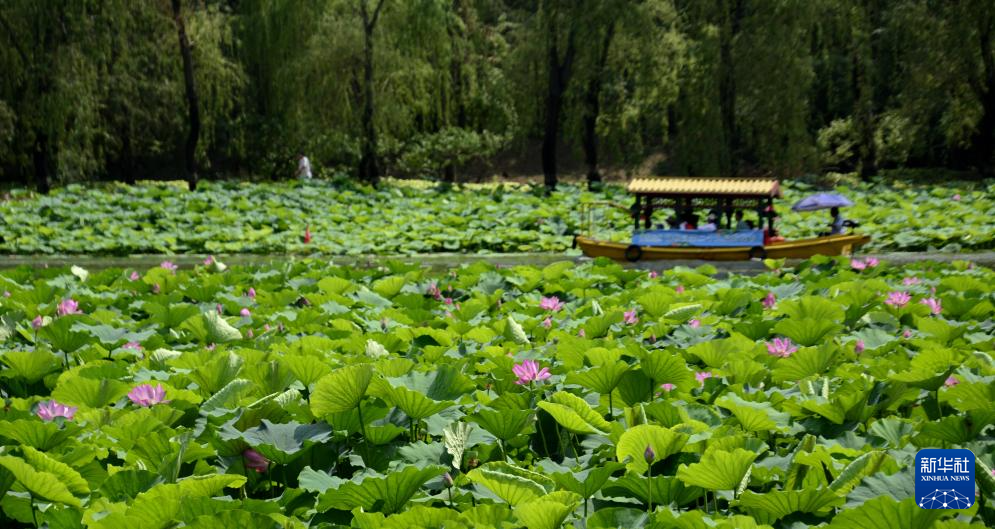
[644,445,656,464]
[443,473,454,488]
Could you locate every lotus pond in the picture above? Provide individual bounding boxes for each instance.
[0,178,992,255]
[0,256,993,528]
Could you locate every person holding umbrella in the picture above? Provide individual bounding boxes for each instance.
[791,192,855,236]
[830,207,846,234]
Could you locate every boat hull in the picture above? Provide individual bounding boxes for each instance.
[576,234,872,262]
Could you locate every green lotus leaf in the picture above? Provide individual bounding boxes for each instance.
[513,491,581,529]
[316,465,446,514]
[738,488,843,524]
[311,364,374,416]
[467,407,534,441]
[677,448,757,491]
[240,419,333,464]
[638,351,695,390]
[0,454,80,506]
[0,350,61,383]
[616,424,689,474]
[374,380,455,421]
[771,344,838,383]
[282,355,333,388]
[467,461,555,506]
[51,373,130,409]
[20,446,89,495]
[551,461,625,499]
[537,391,611,435]
[565,360,630,395]
[828,496,941,529]
[716,393,790,433]
[202,311,242,343]
[0,420,75,451]
[777,296,845,322]
[772,318,842,346]
[604,474,704,507]
[506,316,530,345]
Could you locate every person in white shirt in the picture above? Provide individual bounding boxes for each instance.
[296,152,312,179]
[699,213,718,231]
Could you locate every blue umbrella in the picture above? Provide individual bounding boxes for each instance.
[791,193,854,212]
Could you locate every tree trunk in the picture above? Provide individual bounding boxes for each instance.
[358,0,386,186]
[971,17,995,177]
[172,0,200,191]
[854,1,878,180]
[718,0,743,176]
[542,17,576,192]
[33,133,51,195]
[581,21,615,190]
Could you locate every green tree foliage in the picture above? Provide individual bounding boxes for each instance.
[1,0,994,187]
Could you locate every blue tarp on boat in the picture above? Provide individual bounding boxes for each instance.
[632,229,764,248]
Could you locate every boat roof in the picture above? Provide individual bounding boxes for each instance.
[628,177,781,198]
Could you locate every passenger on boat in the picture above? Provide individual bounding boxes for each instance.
[700,213,718,231]
[734,210,751,231]
[830,207,845,235]
[678,212,697,230]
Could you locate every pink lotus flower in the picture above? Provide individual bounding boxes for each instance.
[243,448,269,473]
[203,255,215,266]
[444,297,453,305]
[263,324,271,332]
[695,371,713,385]
[660,383,676,392]
[952,194,961,201]
[762,292,776,310]
[160,261,177,272]
[129,271,141,281]
[541,316,552,329]
[56,298,80,316]
[648,271,658,279]
[865,257,879,267]
[675,285,685,294]
[902,277,920,286]
[623,309,638,325]
[240,308,251,317]
[885,291,911,308]
[36,400,77,422]
[206,343,216,351]
[854,340,865,354]
[903,328,913,339]
[850,259,867,271]
[247,287,256,299]
[427,283,442,300]
[31,315,44,330]
[512,359,551,385]
[122,341,142,352]
[944,376,959,388]
[577,328,586,337]
[688,319,701,328]
[920,297,942,315]
[539,296,564,312]
[152,283,160,294]
[246,329,254,339]
[216,303,223,315]
[127,383,168,407]
[766,337,798,358]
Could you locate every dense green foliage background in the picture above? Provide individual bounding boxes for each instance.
[0,179,991,256]
[2,0,995,189]
[0,258,993,527]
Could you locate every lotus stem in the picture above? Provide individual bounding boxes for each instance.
[30,494,38,528]
[646,465,653,514]
[607,392,614,421]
